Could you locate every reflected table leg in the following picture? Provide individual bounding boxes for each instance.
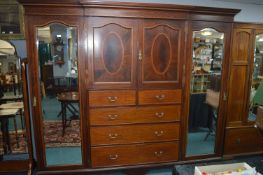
[0,118,11,154]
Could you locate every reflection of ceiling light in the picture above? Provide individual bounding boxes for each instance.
[220,34,224,40]
[201,31,212,36]
[200,28,213,36]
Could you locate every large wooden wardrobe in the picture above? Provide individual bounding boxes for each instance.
[18,0,263,173]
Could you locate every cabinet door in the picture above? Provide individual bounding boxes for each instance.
[226,28,254,125]
[87,17,138,89]
[139,20,185,89]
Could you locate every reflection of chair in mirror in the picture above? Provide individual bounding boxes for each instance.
[57,91,79,136]
[204,89,220,140]
[0,108,19,154]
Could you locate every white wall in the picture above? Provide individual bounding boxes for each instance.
[111,0,263,23]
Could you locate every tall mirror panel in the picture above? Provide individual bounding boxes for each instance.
[36,23,82,166]
[187,28,224,156]
[0,40,29,161]
[248,34,263,122]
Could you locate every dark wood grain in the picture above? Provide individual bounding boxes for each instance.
[89,105,181,126]
[138,90,181,105]
[139,20,185,89]
[91,142,179,168]
[224,127,263,155]
[86,17,138,89]
[89,90,136,107]
[226,28,253,125]
[90,123,180,146]
[20,0,241,172]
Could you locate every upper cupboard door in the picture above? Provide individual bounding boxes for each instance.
[87,17,138,89]
[140,20,186,89]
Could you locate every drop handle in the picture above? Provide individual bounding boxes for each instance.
[108,133,119,139]
[155,112,164,118]
[138,50,143,61]
[107,96,118,102]
[109,154,119,160]
[155,94,165,101]
[154,130,164,137]
[108,114,119,120]
[154,151,164,157]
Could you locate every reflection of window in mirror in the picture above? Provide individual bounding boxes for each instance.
[248,34,263,122]
[187,28,224,156]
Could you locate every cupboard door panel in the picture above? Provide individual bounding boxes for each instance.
[140,20,185,89]
[227,28,253,125]
[227,66,248,123]
[231,29,252,62]
[87,17,137,89]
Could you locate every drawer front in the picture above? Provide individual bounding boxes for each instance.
[138,90,181,105]
[90,123,180,145]
[91,142,179,167]
[89,90,136,107]
[224,127,263,155]
[89,105,181,126]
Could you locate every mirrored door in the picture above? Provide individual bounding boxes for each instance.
[248,32,263,122]
[186,28,224,156]
[36,23,82,166]
[0,40,29,164]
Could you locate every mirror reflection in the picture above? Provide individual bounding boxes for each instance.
[248,34,263,122]
[187,28,224,156]
[37,23,81,166]
[0,40,28,161]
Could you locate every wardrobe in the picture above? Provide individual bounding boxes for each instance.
[17,0,263,173]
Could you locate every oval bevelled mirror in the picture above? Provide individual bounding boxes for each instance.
[0,39,29,162]
[187,28,224,156]
[36,23,82,166]
[248,34,263,125]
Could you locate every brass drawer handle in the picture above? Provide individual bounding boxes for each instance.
[107,96,118,102]
[109,154,118,160]
[154,131,164,137]
[108,133,119,139]
[108,114,119,120]
[154,151,164,157]
[155,94,165,101]
[155,112,164,118]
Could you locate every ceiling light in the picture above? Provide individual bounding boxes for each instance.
[201,31,212,36]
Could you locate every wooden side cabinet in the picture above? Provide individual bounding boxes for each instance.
[19,0,241,173]
[224,23,263,156]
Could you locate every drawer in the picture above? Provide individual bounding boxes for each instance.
[138,90,181,105]
[91,142,179,167]
[90,105,181,126]
[89,90,136,107]
[224,127,263,155]
[90,123,180,146]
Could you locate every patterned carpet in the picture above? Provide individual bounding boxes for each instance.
[0,131,28,154]
[0,120,80,154]
[44,120,81,147]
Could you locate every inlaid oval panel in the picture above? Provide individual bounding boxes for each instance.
[152,34,171,74]
[102,33,124,74]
